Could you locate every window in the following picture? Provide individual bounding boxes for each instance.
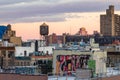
[27,62,30,66]
[24,51,27,56]
[46,51,49,55]
[21,62,23,66]
[8,53,11,58]
[24,62,26,66]
[20,53,22,55]
[1,51,6,57]
[117,47,119,51]
[8,51,14,58]
[17,62,19,66]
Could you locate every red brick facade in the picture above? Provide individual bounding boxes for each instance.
[0,73,47,80]
[102,75,120,80]
[0,73,120,80]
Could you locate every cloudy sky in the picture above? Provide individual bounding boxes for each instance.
[0,0,120,40]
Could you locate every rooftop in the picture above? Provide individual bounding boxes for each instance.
[15,57,31,60]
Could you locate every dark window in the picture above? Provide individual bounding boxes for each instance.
[21,62,23,66]
[24,51,27,56]
[8,51,14,58]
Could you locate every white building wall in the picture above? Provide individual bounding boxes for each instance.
[93,51,107,74]
[38,46,55,54]
[15,41,55,56]
[115,45,120,51]
[15,42,35,56]
[15,47,34,56]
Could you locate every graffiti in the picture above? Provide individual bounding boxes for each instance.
[56,54,90,74]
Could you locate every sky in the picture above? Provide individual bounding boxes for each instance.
[0,0,120,41]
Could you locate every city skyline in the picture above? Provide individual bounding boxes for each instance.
[0,0,120,41]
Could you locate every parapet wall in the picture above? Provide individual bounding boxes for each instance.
[92,75,120,80]
[102,75,120,80]
[0,73,48,80]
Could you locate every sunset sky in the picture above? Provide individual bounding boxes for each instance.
[0,0,120,41]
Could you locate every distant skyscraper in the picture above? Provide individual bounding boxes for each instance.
[100,5,120,36]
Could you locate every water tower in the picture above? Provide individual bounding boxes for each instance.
[40,23,49,41]
[39,23,49,48]
[7,24,11,30]
[40,23,49,36]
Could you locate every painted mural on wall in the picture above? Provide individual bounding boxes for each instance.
[56,54,91,74]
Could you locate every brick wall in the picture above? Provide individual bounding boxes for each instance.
[102,75,120,80]
[0,73,47,80]
[91,75,120,80]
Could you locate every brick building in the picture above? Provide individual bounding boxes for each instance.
[100,5,120,36]
[2,24,22,46]
[0,47,15,69]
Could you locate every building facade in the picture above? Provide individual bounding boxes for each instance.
[0,47,15,69]
[14,57,31,66]
[65,35,120,46]
[53,50,107,75]
[100,5,120,36]
[45,33,66,46]
[15,40,55,57]
[2,24,22,46]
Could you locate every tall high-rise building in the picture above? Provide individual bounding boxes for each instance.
[100,5,120,36]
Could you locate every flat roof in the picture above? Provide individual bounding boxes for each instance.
[0,47,15,50]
